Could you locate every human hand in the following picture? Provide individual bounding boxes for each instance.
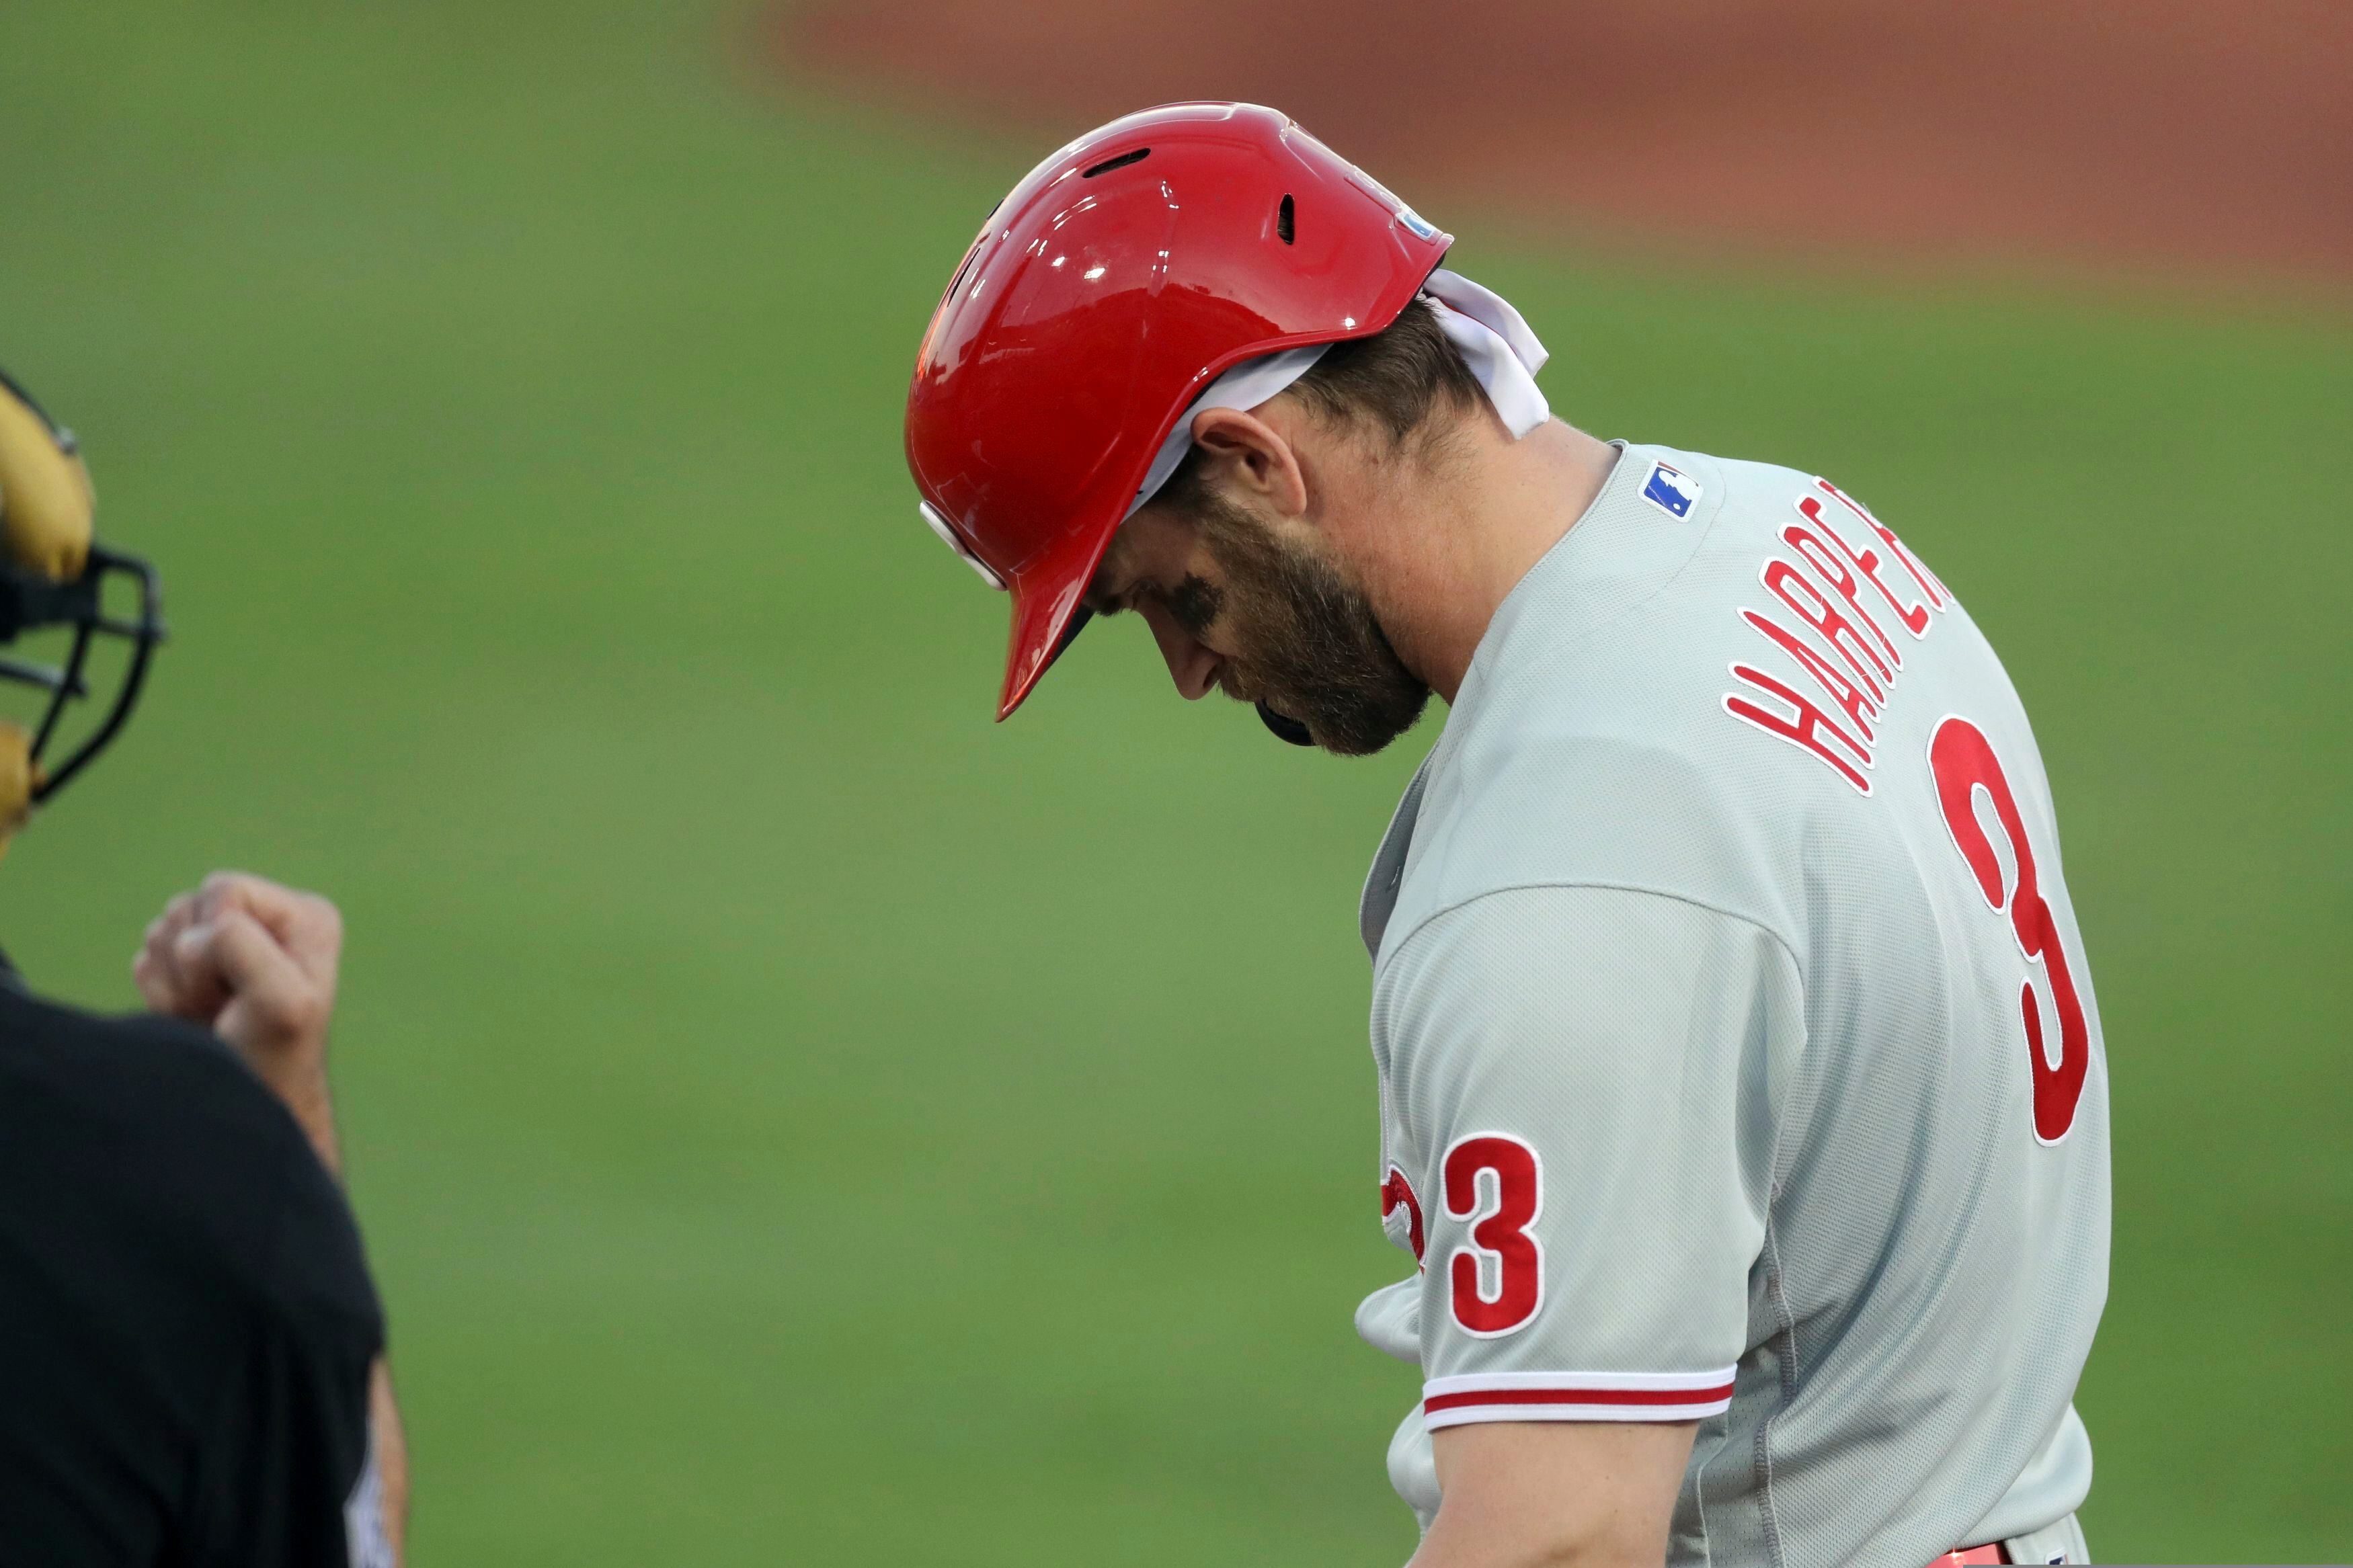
[134,871,346,1173]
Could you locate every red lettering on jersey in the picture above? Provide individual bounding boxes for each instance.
[1817,479,1947,613]
[1763,558,1895,690]
[1929,718,2091,1143]
[1724,479,1951,790]
[1724,666,1873,794]
[1443,1134,1544,1335]
[1741,608,1881,740]
[1782,521,1902,668]
[1381,1166,1427,1268]
[1798,495,1932,638]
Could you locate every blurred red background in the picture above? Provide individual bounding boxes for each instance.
[779,0,2351,288]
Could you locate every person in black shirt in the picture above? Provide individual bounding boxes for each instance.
[0,366,407,1563]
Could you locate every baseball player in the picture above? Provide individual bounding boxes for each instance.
[902,105,2109,1566]
[0,364,405,1564]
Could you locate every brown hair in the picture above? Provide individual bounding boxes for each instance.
[1286,296,1486,445]
[1154,297,1483,513]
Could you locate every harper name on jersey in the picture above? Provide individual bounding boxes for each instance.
[1352,445,2109,1567]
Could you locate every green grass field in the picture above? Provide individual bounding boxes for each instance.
[3,2,2347,1561]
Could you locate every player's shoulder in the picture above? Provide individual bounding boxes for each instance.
[1392,720,1805,971]
[1382,444,1924,958]
[0,973,378,1327]
[0,973,297,1152]
[1453,440,1843,713]
[1611,441,1827,540]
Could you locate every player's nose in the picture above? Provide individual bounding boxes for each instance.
[1138,602,1222,701]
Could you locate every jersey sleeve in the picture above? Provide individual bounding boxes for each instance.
[1373,884,1800,1430]
[184,1141,387,1568]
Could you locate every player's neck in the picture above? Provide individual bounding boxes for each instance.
[1363,418,1620,705]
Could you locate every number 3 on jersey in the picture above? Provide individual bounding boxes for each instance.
[1929,716,2090,1143]
[1442,1134,1543,1335]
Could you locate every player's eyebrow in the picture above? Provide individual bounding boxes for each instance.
[1084,550,1143,616]
[1082,567,1223,636]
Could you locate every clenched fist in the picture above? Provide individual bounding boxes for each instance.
[134,872,347,1175]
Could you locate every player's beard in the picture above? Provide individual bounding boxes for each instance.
[1189,496,1431,757]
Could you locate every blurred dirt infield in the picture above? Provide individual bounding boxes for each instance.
[775,0,2350,288]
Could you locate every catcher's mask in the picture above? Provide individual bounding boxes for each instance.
[0,365,165,848]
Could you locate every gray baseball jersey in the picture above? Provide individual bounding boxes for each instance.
[1351,443,2110,1566]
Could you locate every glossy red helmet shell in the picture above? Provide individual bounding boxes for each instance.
[904,102,1453,719]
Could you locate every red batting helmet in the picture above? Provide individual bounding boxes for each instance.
[904,102,1453,720]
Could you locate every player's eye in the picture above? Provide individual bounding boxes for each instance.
[1084,577,1149,618]
[1161,574,1223,638]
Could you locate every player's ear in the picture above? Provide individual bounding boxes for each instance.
[1188,407,1310,521]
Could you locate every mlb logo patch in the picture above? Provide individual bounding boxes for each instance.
[1642,460,1700,518]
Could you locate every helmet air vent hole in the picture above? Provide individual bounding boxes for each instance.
[1081,148,1152,178]
[1277,194,1295,243]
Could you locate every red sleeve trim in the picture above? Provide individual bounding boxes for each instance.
[1425,1383,1734,1412]
[1421,1368,1735,1428]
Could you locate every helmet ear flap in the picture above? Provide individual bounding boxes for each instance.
[0,369,95,583]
